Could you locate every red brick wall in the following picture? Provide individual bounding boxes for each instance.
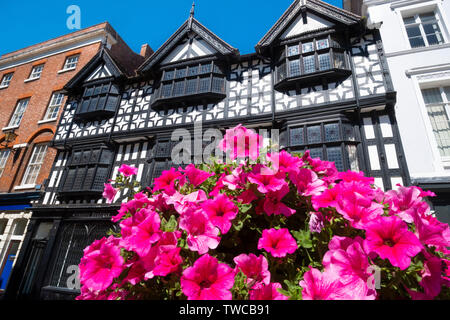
[0,41,102,193]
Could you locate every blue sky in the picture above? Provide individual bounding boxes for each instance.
[0,0,343,56]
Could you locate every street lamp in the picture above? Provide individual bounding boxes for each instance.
[1,129,18,149]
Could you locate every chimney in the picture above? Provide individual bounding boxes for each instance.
[140,44,153,59]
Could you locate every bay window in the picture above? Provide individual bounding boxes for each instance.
[288,121,359,172]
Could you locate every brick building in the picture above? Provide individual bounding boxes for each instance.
[0,22,148,294]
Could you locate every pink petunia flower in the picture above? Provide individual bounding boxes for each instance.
[289,168,327,197]
[415,213,450,248]
[299,267,349,300]
[102,183,118,204]
[123,208,162,257]
[182,164,214,187]
[203,194,238,234]
[263,184,296,217]
[153,168,182,195]
[179,207,220,254]
[220,124,262,161]
[118,164,138,177]
[322,236,376,300]
[248,165,287,194]
[79,236,124,292]
[249,282,289,300]
[363,216,423,270]
[180,254,235,300]
[266,150,304,175]
[233,253,271,289]
[257,228,298,258]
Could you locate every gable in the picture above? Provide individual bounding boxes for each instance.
[86,64,113,81]
[256,0,362,52]
[280,12,334,40]
[161,35,217,65]
[139,18,238,72]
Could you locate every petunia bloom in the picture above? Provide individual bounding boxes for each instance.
[203,194,238,234]
[220,124,262,161]
[118,164,138,177]
[249,282,289,300]
[79,236,124,292]
[233,253,271,289]
[102,183,118,204]
[299,267,348,300]
[153,168,182,195]
[122,209,162,257]
[180,254,235,300]
[257,228,298,258]
[182,164,214,187]
[179,207,220,254]
[363,216,423,270]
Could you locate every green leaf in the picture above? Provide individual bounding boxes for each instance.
[292,230,313,249]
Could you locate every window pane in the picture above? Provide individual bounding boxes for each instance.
[307,125,322,144]
[422,88,443,104]
[163,70,174,81]
[334,52,346,69]
[303,55,316,74]
[289,59,301,77]
[175,68,187,79]
[309,147,323,159]
[185,78,197,95]
[406,25,425,48]
[302,42,314,54]
[343,123,356,141]
[324,123,340,142]
[188,66,199,76]
[419,12,436,22]
[201,64,212,74]
[318,53,331,71]
[290,127,304,146]
[422,88,450,157]
[0,219,7,234]
[212,77,225,93]
[346,145,359,172]
[0,150,11,177]
[288,45,299,56]
[403,16,416,25]
[444,87,450,101]
[161,83,173,98]
[423,22,444,46]
[173,81,185,96]
[198,77,210,93]
[316,39,329,50]
[13,219,28,235]
[327,147,344,171]
[277,63,287,82]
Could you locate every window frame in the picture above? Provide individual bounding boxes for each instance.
[20,144,48,187]
[154,60,226,106]
[28,64,44,80]
[0,149,11,178]
[403,11,446,48]
[42,92,65,121]
[420,85,450,162]
[0,73,13,88]
[62,55,80,71]
[8,98,30,128]
[275,34,348,86]
[287,121,360,172]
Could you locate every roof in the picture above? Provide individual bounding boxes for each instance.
[256,0,363,51]
[138,16,239,73]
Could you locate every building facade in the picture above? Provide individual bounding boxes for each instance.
[5,0,410,300]
[0,22,146,296]
[348,0,450,224]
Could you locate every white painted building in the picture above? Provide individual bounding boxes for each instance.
[356,0,450,223]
